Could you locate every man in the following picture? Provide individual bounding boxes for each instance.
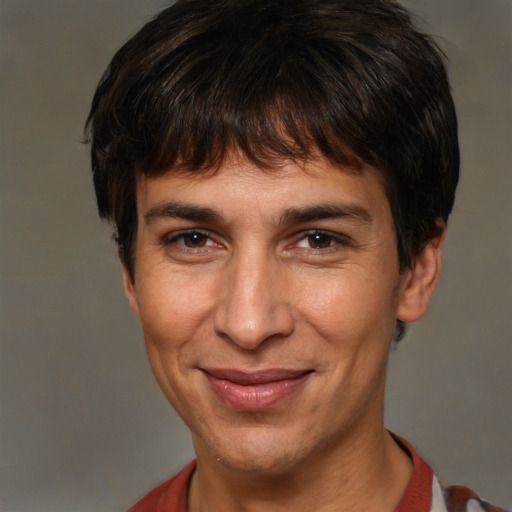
[86,1,506,511]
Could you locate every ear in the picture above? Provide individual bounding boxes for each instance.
[122,265,141,318]
[396,221,446,323]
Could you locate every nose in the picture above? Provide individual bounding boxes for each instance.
[212,250,295,350]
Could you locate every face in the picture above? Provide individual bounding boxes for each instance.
[124,156,439,475]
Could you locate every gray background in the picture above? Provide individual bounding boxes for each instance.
[0,1,511,511]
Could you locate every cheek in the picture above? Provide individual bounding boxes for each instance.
[135,268,215,349]
[294,266,399,349]
[135,270,215,407]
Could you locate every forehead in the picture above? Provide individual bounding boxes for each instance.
[137,156,391,222]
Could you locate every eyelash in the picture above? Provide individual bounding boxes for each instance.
[161,229,350,255]
[163,230,217,251]
[294,230,350,252]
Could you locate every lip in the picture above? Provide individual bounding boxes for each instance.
[202,368,313,410]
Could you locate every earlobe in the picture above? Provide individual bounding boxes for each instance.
[122,266,141,318]
[396,221,446,323]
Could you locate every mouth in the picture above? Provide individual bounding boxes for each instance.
[201,368,313,410]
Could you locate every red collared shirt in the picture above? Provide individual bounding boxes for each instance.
[127,437,507,512]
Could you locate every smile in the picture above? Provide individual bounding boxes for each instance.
[202,368,313,411]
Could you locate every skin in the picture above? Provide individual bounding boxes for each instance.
[123,155,445,512]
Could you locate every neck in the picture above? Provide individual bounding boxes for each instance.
[188,428,413,512]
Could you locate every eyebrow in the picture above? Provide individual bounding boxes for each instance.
[143,201,372,227]
[144,202,222,225]
[279,203,372,225]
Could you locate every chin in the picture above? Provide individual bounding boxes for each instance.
[194,424,318,476]
[217,448,303,476]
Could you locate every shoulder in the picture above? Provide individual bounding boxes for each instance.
[126,478,174,512]
[127,461,196,512]
[391,434,508,512]
[442,484,509,512]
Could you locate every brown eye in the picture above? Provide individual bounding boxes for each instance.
[182,231,209,247]
[307,232,334,249]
